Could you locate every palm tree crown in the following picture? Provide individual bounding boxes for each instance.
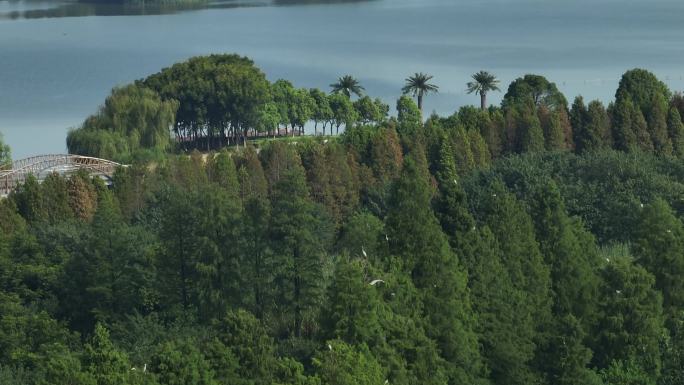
[467,71,501,110]
[330,75,365,98]
[402,72,439,112]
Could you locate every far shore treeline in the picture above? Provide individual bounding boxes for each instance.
[3,53,684,384]
[65,54,684,167]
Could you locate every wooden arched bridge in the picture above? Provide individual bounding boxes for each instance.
[0,154,124,197]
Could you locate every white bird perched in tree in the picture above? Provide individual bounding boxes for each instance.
[385,234,389,241]
[606,257,610,262]
[616,290,622,294]
[143,364,147,373]
[328,344,333,351]
[370,279,385,286]
[362,246,367,258]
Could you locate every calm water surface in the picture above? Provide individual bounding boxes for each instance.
[1,0,684,158]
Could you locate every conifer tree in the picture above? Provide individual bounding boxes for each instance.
[386,153,484,385]
[612,99,638,151]
[529,181,601,322]
[83,324,134,385]
[68,172,98,221]
[40,173,73,223]
[270,166,330,337]
[370,127,403,185]
[539,105,566,151]
[236,146,268,201]
[478,180,552,385]
[468,128,491,170]
[451,125,475,174]
[647,95,672,156]
[585,100,612,150]
[516,103,545,153]
[633,105,654,153]
[666,106,684,157]
[323,257,383,346]
[206,149,240,196]
[632,198,684,314]
[593,258,665,379]
[570,96,588,149]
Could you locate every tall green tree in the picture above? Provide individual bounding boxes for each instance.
[593,257,665,379]
[503,74,566,109]
[310,88,333,135]
[402,72,439,112]
[0,133,10,168]
[632,198,684,314]
[386,153,485,385]
[270,165,331,337]
[667,106,684,157]
[466,70,501,110]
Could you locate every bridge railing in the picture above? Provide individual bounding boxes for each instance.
[0,154,125,197]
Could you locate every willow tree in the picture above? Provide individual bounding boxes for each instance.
[0,133,10,168]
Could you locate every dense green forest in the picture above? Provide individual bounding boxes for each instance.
[4,56,684,384]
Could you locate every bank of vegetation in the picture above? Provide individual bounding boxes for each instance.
[2,56,684,385]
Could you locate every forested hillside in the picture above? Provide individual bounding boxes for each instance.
[3,57,684,385]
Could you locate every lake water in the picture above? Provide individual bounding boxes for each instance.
[2,0,684,159]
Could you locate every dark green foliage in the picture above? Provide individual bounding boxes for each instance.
[616,69,671,116]
[503,74,567,109]
[0,133,10,168]
[593,258,665,379]
[269,165,331,337]
[632,199,684,313]
[667,107,684,157]
[386,153,484,385]
[10,61,684,385]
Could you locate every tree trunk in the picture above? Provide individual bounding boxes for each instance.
[481,93,487,110]
[418,93,423,113]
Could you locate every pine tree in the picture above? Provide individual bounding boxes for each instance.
[632,198,684,314]
[585,100,612,150]
[207,149,240,196]
[270,166,330,337]
[478,180,553,385]
[323,257,383,346]
[529,181,601,322]
[571,96,588,150]
[516,103,545,153]
[451,125,475,174]
[633,105,654,153]
[543,315,602,385]
[593,257,665,379]
[386,154,485,385]
[236,146,268,202]
[612,99,638,151]
[666,106,684,158]
[539,105,566,151]
[83,324,134,385]
[370,127,403,185]
[67,172,98,221]
[647,95,672,156]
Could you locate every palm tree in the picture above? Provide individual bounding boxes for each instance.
[330,75,365,98]
[467,71,501,110]
[402,72,439,112]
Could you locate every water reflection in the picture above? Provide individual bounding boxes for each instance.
[0,0,377,19]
